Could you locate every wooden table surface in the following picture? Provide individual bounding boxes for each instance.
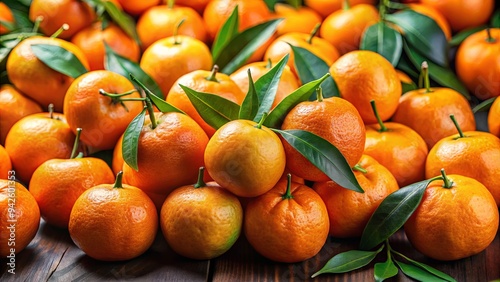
[1,219,498,282]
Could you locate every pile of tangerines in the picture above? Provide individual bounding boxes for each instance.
[0,0,499,276]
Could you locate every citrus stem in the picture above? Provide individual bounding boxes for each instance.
[266,58,273,69]
[99,89,138,98]
[145,98,157,129]
[282,174,294,200]
[48,103,54,119]
[370,100,388,132]
[113,171,124,189]
[486,27,496,43]
[421,61,432,93]
[194,167,206,188]
[342,0,351,10]
[70,128,83,159]
[353,164,367,174]
[173,18,186,45]
[316,87,324,102]
[440,168,454,189]
[450,114,465,138]
[167,0,175,9]
[255,112,268,129]
[32,16,43,33]
[206,65,219,82]
[50,23,69,38]
[306,23,321,45]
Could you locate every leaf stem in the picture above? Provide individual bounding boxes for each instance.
[174,18,186,45]
[145,98,157,129]
[282,174,294,200]
[32,16,43,33]
[343,0,351,10]
[206,65,219,82]
[316,87,324,102]
[255,112,268,129]
[421,61,432,93]
[353,164,368,174]
[194,167,206,188]
[70,128,82,159]
[440,168,454,189]
[306,23,321,45]
[370,100,388,132]
[48,103,54,119]
[113,171,124,189]
[50,23,69,38]
[449,114,465,138]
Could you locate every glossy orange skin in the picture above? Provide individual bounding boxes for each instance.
[116,0,160,15]
[419,0,494,32]
[176,0,211,14]
[0,145,11,179]
[69,183,158,261]
[244,179,330,263]
[140,35,213,96]
[5,112,75,184]
[425,131,500,206]
[71,22,140,71]
[330,50,401,124]
[319,4,379,55]
[392,87,476,149]
[137,5,207,50]
[272,3,322,36]
[6,36,90,112]
[160,181,243,259]
[167,70,245,137]
[364,122,429,187]
[112,134,124,176]
[0,180,40,257]
[29,158,114,228]
[63,70,143,151]
[281,96,366,181]
[204,120,286,198]
[29,0,95,39]
[314,155,398,238]
[456,28,500,100]
[0,2,14,34]
[404,175,499,260]
[230,61,300,108]
[488,96,500,137]
[304,0,376,19]
[123,112,209,195]
[406,3,452,40]
[0,85,42,145]
[265,32,340,77]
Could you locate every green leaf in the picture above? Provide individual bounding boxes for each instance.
[253,54,289,122]
[359,178,433,251]
[397,52,420,81]
[238,70,259,120]
[263,0,279,12]
[100,0,141,45]
[0,20,16,32]
[472,97,496,113]
[214,18,283,74]
[361,22,403,66]
[401,81,417,94]
[272,129,363,192]
[399,255,457,282]
[374,258,399,282]
[180,84,240,129]
[449,25,486,47]
[129,73,183,114]
[122,108,146,172]
[104,43,164,99]
[403,41,470,100]
[395,260,448,282]
[311,245,384,278]
[31,44,88,78]
[264,73,330,128]
[286,0,301,9]
[491,9,500,28]
[386,10,448,67]
[212,5,239,60]
[290,45,339,99]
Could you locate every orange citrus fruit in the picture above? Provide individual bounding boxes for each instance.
[404,172,499,260]
[116,0,160,15]
[112,134,124,176]
[0,2,14,34]
[69,172,158,261]
[488,97,500,137]
[314,155,399,238]
[176,0,211,14]
[0,145,12,179]
[304,0,376,19]
[244,175,329,262]
[272,3,322,36]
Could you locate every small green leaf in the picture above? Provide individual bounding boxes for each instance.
[386,10,448,67]
[361,22,403,66]
[129,73,183,114]
[238,70,259,120]
[122,108,146,172]
[263,0,279,12]
[214,18,283,74]
[399,255,457,282]
[403,41,470,100]
[401,81,417,94]
[286,0,301,9]
[359,178,433,251]
[105,43,164,99]
[491,9,500,28]
[449,25,486,47]
[100,0,141,45]
[253,54,289,122]
[374,258,399,282]
[180,85,240,129]
[272,129,363,192]
[31,44,88,78]
[311,245,384,278]
[472,97,496,113]
[0,20,16,32]
[264,73,330,128]
[397,52,420,81]
[290,45,339,99]
[395,260,448,282]
[212,5,239,60]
